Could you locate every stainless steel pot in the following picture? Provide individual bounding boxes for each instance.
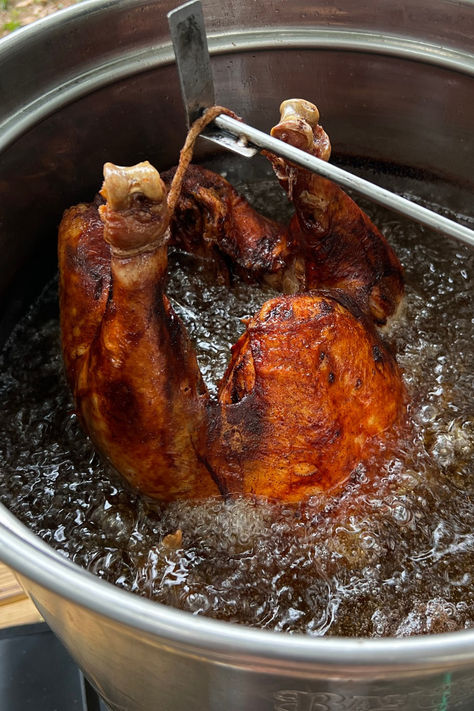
[0,1,473,709]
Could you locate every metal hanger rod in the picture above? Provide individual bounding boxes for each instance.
[214,113,474,249]
[168,1,474,249]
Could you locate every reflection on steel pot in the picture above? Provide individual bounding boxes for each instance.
[0,1,473,709]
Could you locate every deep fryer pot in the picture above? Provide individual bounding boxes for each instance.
[0,1,473,709]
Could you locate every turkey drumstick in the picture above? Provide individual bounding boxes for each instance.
[267,99,404,325]
[60,162,219,500]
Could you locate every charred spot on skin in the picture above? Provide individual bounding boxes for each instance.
[126,329,144,347]
[264,302,294,322]
[355,378,362,389]
[328,372,336,384]
[228,360,252,404]
[319,300,334,314]
[230,384,242,405]
[372,345,384,363]
[93,278,106,301]
[231,387,241,405]
[319,351,326,362]
[225,393,264,442]
[104,380,139,424]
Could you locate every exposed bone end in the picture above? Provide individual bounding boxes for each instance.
[99,161,170,254]
[101,161,166,211]
[279,99,320,127]
[270,99,331,161]
[270,99,319,151]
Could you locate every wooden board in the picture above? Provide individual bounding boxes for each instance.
[0,563,43,628]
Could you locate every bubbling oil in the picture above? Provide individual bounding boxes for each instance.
[0,172,473,637]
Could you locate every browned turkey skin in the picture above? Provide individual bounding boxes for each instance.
[59,100,406,503]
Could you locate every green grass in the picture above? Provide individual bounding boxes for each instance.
[3,19,21,31]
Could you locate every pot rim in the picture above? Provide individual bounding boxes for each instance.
[1,0,474,674]
[1,0,473,154]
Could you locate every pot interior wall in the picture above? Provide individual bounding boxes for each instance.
[0,44,473,343]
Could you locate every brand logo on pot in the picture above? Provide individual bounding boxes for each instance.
[273,690,407,710]
[272,678,464,711]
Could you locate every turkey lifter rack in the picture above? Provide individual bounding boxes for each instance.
[168,0,474,249]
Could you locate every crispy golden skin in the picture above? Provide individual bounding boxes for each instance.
[209,292,405,501]
[59,101,406,504]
